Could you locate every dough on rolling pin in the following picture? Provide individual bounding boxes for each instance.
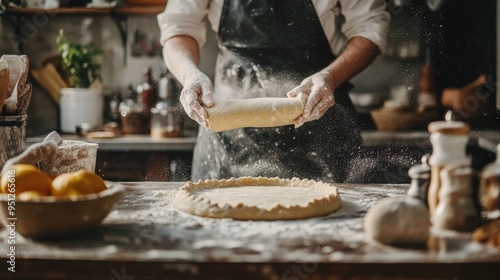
[205,94,306,132]
[364,196,430,246]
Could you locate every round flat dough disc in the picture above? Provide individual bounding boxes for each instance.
[173,177,342,220]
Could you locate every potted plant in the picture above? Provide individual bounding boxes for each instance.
[56,29,105,133]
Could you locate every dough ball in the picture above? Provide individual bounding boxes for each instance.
[364,196,430,245]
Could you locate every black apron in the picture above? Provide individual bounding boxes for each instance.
[191,0,362,183]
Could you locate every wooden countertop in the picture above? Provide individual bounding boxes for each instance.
[27,134,197,152]
[1,182,498,279]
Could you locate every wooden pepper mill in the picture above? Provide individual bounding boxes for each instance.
[479,143,500,211]
[432,165,482,231]
[427,121,470,214]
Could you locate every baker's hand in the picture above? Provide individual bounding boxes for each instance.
[180,70,214,128]
[287,71,336,128]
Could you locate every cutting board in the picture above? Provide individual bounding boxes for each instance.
[31,63,68,106]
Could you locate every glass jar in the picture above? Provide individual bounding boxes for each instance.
[150,106,181,139]
[119,85,148,134]
[150,70,181,138]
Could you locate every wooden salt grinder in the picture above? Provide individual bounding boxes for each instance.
[432,165,482,231]
[427,121,470,214]
[408,154,431,208]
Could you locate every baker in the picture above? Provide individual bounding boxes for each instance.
[158,0,389,182]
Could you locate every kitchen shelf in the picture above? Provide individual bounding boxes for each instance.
[1,5,165,63]
[6,7,112,14]
[5,6,164,15]
[114,6,164,15]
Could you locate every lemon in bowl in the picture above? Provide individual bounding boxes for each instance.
[0,166,124,238]
[0,164,52,196]
[51,170,107,197]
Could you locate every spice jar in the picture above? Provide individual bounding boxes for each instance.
[407,154,431,208]
[150,107,181,138]
[136,67,157,133]
[119,85,148,134]
[479,144,500,211]
[150,69,181,138]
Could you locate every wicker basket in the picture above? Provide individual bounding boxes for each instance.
[0,115,27,169]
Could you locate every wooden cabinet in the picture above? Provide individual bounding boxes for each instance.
[96,150,193,182]
[27,134,196,181]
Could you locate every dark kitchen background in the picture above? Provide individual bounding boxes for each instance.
[0,0,498,182]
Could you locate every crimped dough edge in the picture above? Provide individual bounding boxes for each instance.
[173,176,341,220]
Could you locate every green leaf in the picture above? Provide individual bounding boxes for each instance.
[56,29,104,88]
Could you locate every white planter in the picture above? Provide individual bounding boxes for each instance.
[60,88,104,133]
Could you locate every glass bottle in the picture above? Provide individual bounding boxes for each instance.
[136,67,157,132]
[108,90,122,123]
[150,69,181,138]
[119,85,148,134]
[418,49,437,111]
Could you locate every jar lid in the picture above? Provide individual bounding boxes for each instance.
[408,154,431,178]
[408,164,431,178]
[428,121,470,135]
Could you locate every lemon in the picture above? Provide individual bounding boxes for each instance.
[73,170,107,193]
[51,170,106,197]
[0,164,52,195]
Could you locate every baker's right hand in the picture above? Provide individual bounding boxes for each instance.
[180,70,214,128]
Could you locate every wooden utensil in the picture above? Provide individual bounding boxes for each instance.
[44,63,68,89]
[462,74,488,93]
[2,74,19,115]
[31,66,67,107]
[0,60,9,114]
[441,73,497,127]
[0,55,29,98]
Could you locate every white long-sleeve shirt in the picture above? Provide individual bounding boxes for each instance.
[158,0,390,56]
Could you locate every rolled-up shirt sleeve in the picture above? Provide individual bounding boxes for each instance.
[157,0,210,47]
[339,0,390,52]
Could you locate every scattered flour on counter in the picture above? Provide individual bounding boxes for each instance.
[100,185,409,262]
[11,184,497,263]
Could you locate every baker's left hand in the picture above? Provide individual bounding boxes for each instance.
[287,71,336,128]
